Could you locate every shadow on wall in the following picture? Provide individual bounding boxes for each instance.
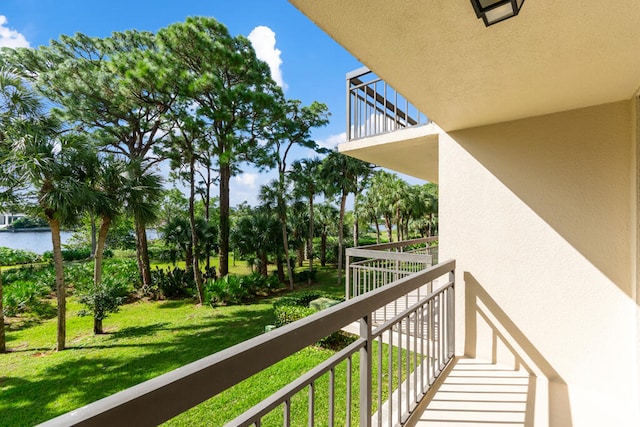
[464,272,573,427]
[449,101,634,298]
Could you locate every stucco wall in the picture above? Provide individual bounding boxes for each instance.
[438,100,639,426]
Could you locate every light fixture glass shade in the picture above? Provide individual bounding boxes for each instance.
[471,0,525,26]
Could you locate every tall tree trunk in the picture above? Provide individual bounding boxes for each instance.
[259,252,268,276]
[189,158,205,305]
[320,233,327,266]
[219,163,230,277]
[93,216,111,334]
[90,214,97,258]
[337,192,347,285]
[297,245,304,268]
[385,216,393,243]
[50,219,66,351]
[307,195,314,285]
[280,218,294,290]
[353,216,358,248]
[276,252,285,283]
[427,213,432,237]
[205,165,212,272]
[0,265,5,353]
[134,214,152,289]
[375,220,381,244]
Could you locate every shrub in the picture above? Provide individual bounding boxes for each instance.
[0,247,41,266]
[76,276,129,326]
[272,291,323,309]
[42,247,101,262]
[293,269,317,283]
[2,280,50,317]
[273,304,316,327]
[151,267,194,299]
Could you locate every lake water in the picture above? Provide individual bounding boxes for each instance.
[0,230,73,254]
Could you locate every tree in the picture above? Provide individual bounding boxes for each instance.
[315,203,339,267]
[263,99,329,289]
[291,157,323,284]
[157,16,279,278]
[90,155,128,333]
[0,59,42,352]
[231,206,280,276]
[368,170,399,243]
[11,30,177,291]
[12,129,94,350]
[321,151,373,285]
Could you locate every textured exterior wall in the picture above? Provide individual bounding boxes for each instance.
[438,100,639,426]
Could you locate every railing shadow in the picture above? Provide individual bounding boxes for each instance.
[464,272,573,427]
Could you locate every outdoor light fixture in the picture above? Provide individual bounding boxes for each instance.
[471,0,525,26]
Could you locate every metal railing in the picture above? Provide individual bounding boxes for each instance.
[40,259,455,427]
[346,237,439,300]
[347,67,429,141]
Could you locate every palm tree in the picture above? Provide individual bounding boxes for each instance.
[321,151,373,285]
[231,206,280,276]
[0,60,47,352]
[291,157,323,283]
[315,203,339,267]
[12,129,94,351]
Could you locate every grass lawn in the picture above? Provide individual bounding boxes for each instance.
[0,265,350,426]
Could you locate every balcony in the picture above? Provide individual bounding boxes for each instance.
[347,67,429,142]
[40,240,456,426]
[342,68,440,183]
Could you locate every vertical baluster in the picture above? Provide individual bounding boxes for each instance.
[413,310,418,404]
[387,329,393,427]
[308,381,315,427]
[405,316,410,416]
[346,356,352,427]
[360,315,372,427]
[284,399,291,427]
[427,299,433,385]
[329,367,335,426]
[397,322,402,426]
[377,337,383,426]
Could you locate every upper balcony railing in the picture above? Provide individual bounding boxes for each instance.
[347,67,430,141]
[346,237,438,300]
[40,252,454,427]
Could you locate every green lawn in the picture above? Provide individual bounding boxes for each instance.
[1,264,410,426]
[0,266,349,426]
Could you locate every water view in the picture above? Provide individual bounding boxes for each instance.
[0,230,73,254]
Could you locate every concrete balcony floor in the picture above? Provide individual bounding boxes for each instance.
[410,357,535,427]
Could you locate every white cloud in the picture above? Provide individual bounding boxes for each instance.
[0,16,29,48]
[248,26,287,89]
[233,172,258,188]
[317,132,346,150]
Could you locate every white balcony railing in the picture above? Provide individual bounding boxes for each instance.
[40,248,453,427]
[347,67,429,141]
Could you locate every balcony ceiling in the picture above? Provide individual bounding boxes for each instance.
[290,0,640,132]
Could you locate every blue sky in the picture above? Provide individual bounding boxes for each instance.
[0,0,422,206]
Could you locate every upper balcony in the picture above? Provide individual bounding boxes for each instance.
[341,68,440,183]
[347,67,430,142]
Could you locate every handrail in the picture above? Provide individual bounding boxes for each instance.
[39,260,455,427]
[347,67,429,141]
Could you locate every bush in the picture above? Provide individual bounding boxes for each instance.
[0,247,41,266]
[205,273,285,306]
[273,304,316,327]
[76,276,129,323]
[151,267,194,299]
[293,269,317,283]
[42,247,111,262]
[2,279,51,317]
[272,291,323,309]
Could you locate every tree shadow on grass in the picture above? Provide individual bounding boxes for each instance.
[1,304,277,426]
